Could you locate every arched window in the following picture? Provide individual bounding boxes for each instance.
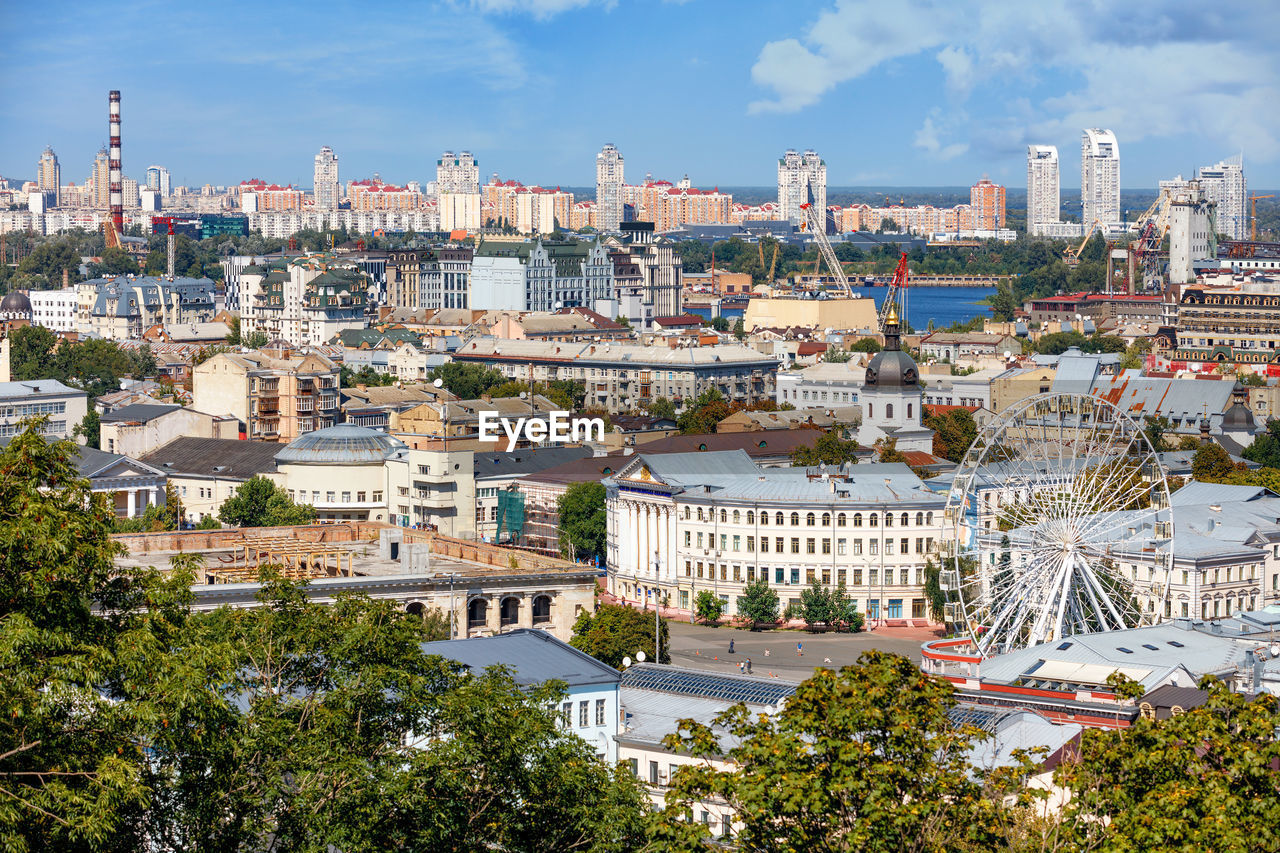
[869,513,878,527]
[697,507,704,521]
[822,513,831,526]
[806,512,816,526]
[532,595,552,624]
[853,513,862,527]
[500,597,520,627]
[747,511,755,524]
[720,509,727,523]
[907,403,913,419]
[916,512,924,526]
[837,513,847,527]
[886,403,894,419]
[926,512,933,525]
[775,512,784,526]
[406,601,425,618]
[867,403,873,418]
[901,512,909,526]
[884,513,893,527]
[733,510,741,524]
[760,512,768,526]
[683,506,690,519]
[467,598,488,629]
[790,512,800,526]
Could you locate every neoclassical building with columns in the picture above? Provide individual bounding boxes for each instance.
[606,450,947,624]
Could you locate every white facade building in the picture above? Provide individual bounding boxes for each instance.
[1026,145,1060,237]
[0,379,88,440]
[777,149,826,227]
[436,151,480,194]
[28,287,78,332]
[439,191,481,232]
[1081,128,1121,229]
[606,451,945,623]
[145,165,170,198]
[1168,182,1215,285]
[595,144,625,231]
[312,146,340,210]
[1196,156,1247,241]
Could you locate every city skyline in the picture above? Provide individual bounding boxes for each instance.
[2,1,1278,189]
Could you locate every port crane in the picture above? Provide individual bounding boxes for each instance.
[799,200,907,332]
[1063,218,1107,268]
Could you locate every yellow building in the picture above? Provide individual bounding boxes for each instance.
[742,295,879,333]
[990,365,1057,414]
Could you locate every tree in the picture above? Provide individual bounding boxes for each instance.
[94,246,140,276]
[922,557,947,623]
[677,387,732,434]
[732,318,745,341]
[694,590,724,624]
[74,409,101,448]
[706,315,730,332]
[7,324,58,381]
[243,329,269,349]
[849,336,882,353]
[1191,442,1236,483]
[1055,675,1280,853]
[557,481,606,562]
[226,315,243,345]
[824,345,853,363]
[797,580,834,627]
[217,476,317,528]
[924,406,978,463]
[1142,415,1172,452]
[645,397,677,422]
[790,429,862,466]
[426,362,506,400]
[736,579,779,627]
[546,379,586,411]
[876,437,907,463]
[652,651,1009,851]
[340,364,396,388]
[1243,420,1280,470]
[570,602,669,666]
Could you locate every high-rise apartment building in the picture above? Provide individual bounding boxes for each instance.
[777,149,826,227]
[145,165,171,198]
[37,147,61,206]
[595,144,625,231]
[1081,129,1120,227]
[1195,156,1246,241]
[90,149,110,208]
[313,146,340,209]
[1026,145,1060,236]
[969,178,1006,230]
[437,151,479,194]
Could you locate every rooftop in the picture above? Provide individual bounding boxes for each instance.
[274,425,407,465]
[139,437,282,480]
[421,629,620,688]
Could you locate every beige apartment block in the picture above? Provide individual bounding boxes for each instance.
[742,295,879,333]
[193,347,340,442]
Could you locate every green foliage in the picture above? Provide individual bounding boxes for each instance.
[876,437,907,463]
[226,315,242,345]
[243,329,270,349]
[1034,330,1127,356]
[217,476,317,528]
[644,396,677,422]
[426,362,506,400]
[694,590,724,624]
[91,246,140,277]
[1243,420,1280,469]
[570,602,669,666]
[340,364,396,387]
[557,481,606,562]
[735,579,780,627]
[924,406,978,463]
[1142,415,1171,452]
[1191,442,1237,483]
[791,429,862,466]
[14,237,82,288]
[7,326,157,400]
[194,514,222,529]
[922,557,947,622]
[796,580,862,631]
[546,379,585,411]
[74,409,101,448]
[1056,677,1280,852]
[677,387,732,434]
[849,336,883,353]
[653,650,1011,851]
[732,318,745,340]
[1237,371,1266,387]
[823,345,853,362]
[706,315,730,332]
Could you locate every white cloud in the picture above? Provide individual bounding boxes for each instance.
[467,0,614,18]
[748,0,1280,163]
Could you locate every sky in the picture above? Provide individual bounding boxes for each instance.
[2,0,1278,191]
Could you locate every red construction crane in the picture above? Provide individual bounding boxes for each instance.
[152,216,176,276]
[881,252,909,332]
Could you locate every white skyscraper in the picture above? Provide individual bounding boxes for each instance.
[1195,155,1246,241]
[777,149,827,227]
[313,146,340,210]
[595,144,624,231]
[437,151,480,194]
[1081,129,1120,228]
[1026,145,1060,236]
[145,165,171,197]
[37,147,60,207]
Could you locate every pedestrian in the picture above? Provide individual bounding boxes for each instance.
[746,658,753,674]
[729,639,735,655]
[797,642,803,657]
[764,648,770,657]
[738,660,744,674]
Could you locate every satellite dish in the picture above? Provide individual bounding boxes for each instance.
[621,656,632,669]
[1003,350,1011,358]
[432,377,444,388]
[636,650,646,662]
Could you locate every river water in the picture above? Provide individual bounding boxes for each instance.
[685,285,996,332]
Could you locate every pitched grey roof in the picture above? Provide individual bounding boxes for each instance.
[139,438,282,480]
[0,379,85,399]
[473,446,593,481]
[1171,481,1278,506]
[100,403,181,423]
[420,629,620,688]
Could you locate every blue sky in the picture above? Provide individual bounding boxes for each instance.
[3,0,1277,191]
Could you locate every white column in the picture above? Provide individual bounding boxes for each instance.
[126,489,137,517]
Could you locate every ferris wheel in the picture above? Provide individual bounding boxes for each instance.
[942,393,1175,657]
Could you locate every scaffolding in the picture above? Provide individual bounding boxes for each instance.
[205,536,357,584]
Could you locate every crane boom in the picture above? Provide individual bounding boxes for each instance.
[880,252,908,332]
[799,201,853,296]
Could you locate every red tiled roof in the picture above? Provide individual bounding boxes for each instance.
[653,314,703,327]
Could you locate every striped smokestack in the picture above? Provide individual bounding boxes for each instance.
[109,90,123,234]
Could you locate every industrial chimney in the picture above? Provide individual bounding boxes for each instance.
[108,90,123,235]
